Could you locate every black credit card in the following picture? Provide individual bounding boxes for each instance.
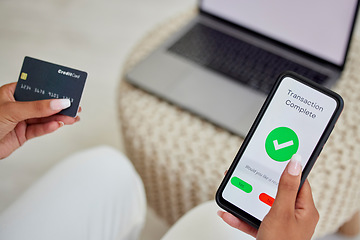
[14,56,87,117]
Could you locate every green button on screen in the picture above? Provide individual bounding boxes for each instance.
[231,177,253,193]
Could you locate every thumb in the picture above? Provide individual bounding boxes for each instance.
[3,98,71,123]
[271,154,302,214]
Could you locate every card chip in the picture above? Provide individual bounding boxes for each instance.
[20,72,27,80]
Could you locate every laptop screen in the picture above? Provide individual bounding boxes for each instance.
[201,0,359,67]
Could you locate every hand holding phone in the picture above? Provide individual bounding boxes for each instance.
[218,155,319,240]
[216,72,343,229]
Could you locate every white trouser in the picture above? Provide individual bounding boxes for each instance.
[0,146,251,240]
[160,201,253,240]
[0,146,146,240]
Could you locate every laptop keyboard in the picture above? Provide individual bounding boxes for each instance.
[168,23,329,94]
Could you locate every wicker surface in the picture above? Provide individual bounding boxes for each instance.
[117,10,360,238]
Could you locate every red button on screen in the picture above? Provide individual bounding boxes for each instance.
[259,193,274,206]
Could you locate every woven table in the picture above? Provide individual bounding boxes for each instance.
[117,10,360,238]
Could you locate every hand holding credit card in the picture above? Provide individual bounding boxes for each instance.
[14,56,87,117]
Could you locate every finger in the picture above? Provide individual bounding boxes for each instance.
[272,154,302,214]
[2,99,71,123]
[78,106,82,113]
[25,121,64,140]
[217,211,258,237]
[295,180,316,210]
[0,82,17,102]
[26,115,78,125]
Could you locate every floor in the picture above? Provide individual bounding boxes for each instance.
[0,0,359,239]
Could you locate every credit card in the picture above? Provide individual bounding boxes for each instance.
[14,56,87,117]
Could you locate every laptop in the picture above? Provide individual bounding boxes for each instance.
[126,0,359,137]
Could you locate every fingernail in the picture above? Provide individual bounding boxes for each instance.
[288,154,302,176]
[217,210,224,217]
[50,99,71,111]
[58,121,65,127]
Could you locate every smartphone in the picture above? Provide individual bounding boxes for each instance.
[216,72,343,229]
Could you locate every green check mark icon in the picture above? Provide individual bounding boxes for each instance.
[265,127,299,162]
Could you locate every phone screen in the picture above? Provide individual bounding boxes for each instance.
[221,75,339,222]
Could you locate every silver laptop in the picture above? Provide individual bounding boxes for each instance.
[126,0,359,136]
